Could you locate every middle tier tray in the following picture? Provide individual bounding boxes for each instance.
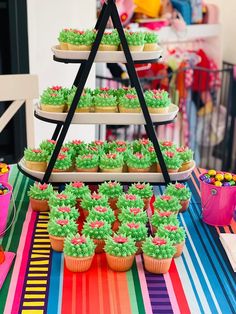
[35,104,179,125]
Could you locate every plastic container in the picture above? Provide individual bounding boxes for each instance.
[0,182,13,237]
[0,166,10,183]
[200,177,236,226]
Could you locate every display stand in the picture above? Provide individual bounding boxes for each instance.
[18,0,194,184]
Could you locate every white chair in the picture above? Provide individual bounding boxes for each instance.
[0,74,38,147]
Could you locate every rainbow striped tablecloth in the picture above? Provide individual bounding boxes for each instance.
[0,167,236,314]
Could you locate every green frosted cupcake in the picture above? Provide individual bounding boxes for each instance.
[153,195,181,213]
[67,139,86,155]
[128,182,153,209]
[162,151,182,172]
[127,152,151,172]
[117,193,144,210]
[115,87,136,98]
[176,147,194,171]
[151,212,179,233]
[124,31,145,51]
[50,205,79,220]
[49,153,72,172]
[118,207,148,224]
[64,234,95,257]
[119,94,141,113]
[80,192,109,218]
[28,182,53,212]
[58,28,72,49]
[93,93,117,113]
[64,181,90,200]
[75,154,99,172]
[48,192,76,209]
[88,205,115,224]
[40,91,66,112]
[160,141,176,152]
[67,29,96,51]
[144,32,159,51]
[144,89,171,113]
[118,222,147,244]
[67,88,92,112]
[165,182,191,213]
[99,153,124,173]
[99,29,120,51]
[39,139,57,153]
[24,148,48,172]
[98,181,123,198]
[132,138,153,152]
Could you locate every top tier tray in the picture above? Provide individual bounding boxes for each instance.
[52,46,163,64]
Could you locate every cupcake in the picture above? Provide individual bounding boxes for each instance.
[118,207,148,224]
[64,181,90,209]
[75,154,99,172]
[142,236,176,274]
[161,151,182,173]
[176,147,194,171]
[87,205,115,225]
[93,93,117,113]
[153,195,181,214]
[50,153,72,172]
[117,193,144,211]
[124,31,145,51]
[64,234,96,272]
[157,224,186,258]
[48,192,76,209]
[144,32,159,51]
[165,183,191,213]
[127,152,151,173]
[49,205,79,221]
[114,87,136,98]
[39,139,57,154]
[67,89,92,112]
[82,220,112,253]
[80,192,109,219]
[67,29,95,51]
[160,141,176,152]
[24,148,48,172]
[150,212,179,234]
[47,218,78,252]
[118,222,148,255]
[98,181,123,213]
[93,87,115,96]
[145,89,171,113]
[90,140,106,150]
[128,182,153,210]
[67,140,86,156]
[99,29,120,51]
[132,138,152,152]
[118,94,141,113]
[99,153,124,173]
[28,182,53,212]
[58,28,71,50]
[104,234,137,271]
[40,91,66,113]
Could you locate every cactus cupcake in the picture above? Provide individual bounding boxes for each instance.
[157,224,186,257]
[64,234,96,272]
[28,182,53,212]
[162,151,182,173]
[58,28,71,50]
[67,139,86,155]
[40,90,66,112]
[80,192,109,219]
[82,220,112,253]
[118,207,148,224]
[117,193,144,211]
[132,138,153,152]
[67,88,92,112]
[39,139,57,154]
[128,182,153,209]
[165,183,191,213]
[118,94,141,113]
[99,29,120,51]
[75,154,99,172]
[150,212,179,234]
[24,148,48,172]
[142,236,176,274]
[98,181,123,212]
[50,153,72,172]
[50,205,79,221]
[99,153,124,173]
[118,222,148,254]
[88,205,115,225]
[124,30,145,51]
[114,87,136,98]
[47,218,78,252]
[127,152,151,173]
[67,29,96,51]
[48,191,76,209]
[64,181,90,209]
[93,93,117,113]
[160,141,176,152]
[144,32,159,51]
[104,234,137,271]
[153,195,181,214]
[176,147,194,171]
[145,89,171,113]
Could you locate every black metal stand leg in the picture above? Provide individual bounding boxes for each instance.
[51,124,63,141]
[110,1,170,184]
[42,1,111,183]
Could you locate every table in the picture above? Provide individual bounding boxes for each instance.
[0,167,236,314]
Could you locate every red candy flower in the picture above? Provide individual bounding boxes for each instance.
[126,94,137,99]
[175,183,185,189]
[61,147,69,153]
[32,149,42,154]
[127,222,140,229]
[91,194,102,200]
[135,183,145,189]
[100,87,109,91]
[165,151,175,158]
[71,237,86,245]
[58,154,66,160]
[72,181,84,188]
[130,208,141,215]
[152,237,167,246]
[161,195,172,201]
[38,183,48,190]
[116,140,126,146]
[148,146,155,152]
[125,194,136,201]
[108,182,117,187]
[58,207,71,213]
[94,206,107,213]
[56,219,69,226]
[164,225,178,231]
[94,140,104,146]
[135,153,144,159]
[113,235,128,243]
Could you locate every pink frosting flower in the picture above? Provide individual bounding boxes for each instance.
[108,182,117,187]
[139,139,150,145]
[94,206,107,213]
[38,183,48,190]
[164,225,178,231]
[58,154,66,160]
[82,154,93,159]
[127,222,140,229]
[71,236,86,245]
[100,87,109,91]
[135,153,144,159]
[135,183,145,190]
[51,86,62,91]
[90,221,104,228]
[175,183,185,189]
[72,140,83,145]
[159,211,173,217]
[165,151,175,158]
[125,194,136,201]
[32,149,42,154]
[152,237,167,246]
[94,140,104,146]
[176,147,187,153]
[162,141,173,147]
[116,147,126,153]
[56,219,69,226]
[91,193,102,200]
[148,146,155,152]
[72,181,84,188]
[47,140,56,144]
[61,147,69,153]
[58,207,71,213]
[113,235,128,243]
[56,194,67,199]
[161,195,172,201]
[126,94,137,99]
[116,140,126,146]
[106,153,117,159]
[130,208,141,215]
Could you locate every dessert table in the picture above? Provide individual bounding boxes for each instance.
[0,166,236,314]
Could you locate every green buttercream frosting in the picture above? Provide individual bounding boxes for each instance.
[67,89,92,109]
[128,182,153,199]
[145,89,171,108]
[157,224,186,245]
[132,138,153,152]
[144,146,157,164]
[126,152,151,169]
[49,205,79,220]
[104,234,137,256]
[40,91,65,105]
[124,31,145,46]
[162,151,182,169]
[118,207,148,224]
[153,195,181,212]
[99,153,123,170]
[63,234,96,257]
[58,28,72,43]
[24,148,48,162]
[93,93,117,107]
[48,153,72,170]
[47,218,78,237]
[144,32,159,44]
[28,183,53,200]
[119,94,140,109]
[118,222,148,241]
[98,181,123,198]
[93,87,116,96]
[142,236,176,259]
[64,182,90,199]
[75,154,99,169]
[48,192,76,208]
[165,183,191,201]
[115,87,136,98]
[81,192,109,211]
[67,140,86,155]
[101,29,120,46]
[151,212,179,229]
[87,205,115,224]
[160,141,176,152]
[82,220,112,239]
[117,193,144,210]
[39,139,57,153]
[176,147,194,163]
[67,29,95,46]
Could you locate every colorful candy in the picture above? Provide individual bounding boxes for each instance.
[224,173,232,181]
[214,181,222,187]
[208,169,216,176]
[0,163,9,174]
[0,183,9,195]
[200,169,236,188]
[215,174,224,181]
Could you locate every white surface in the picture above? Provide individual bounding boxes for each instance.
[18,159,195,183]
[27,1,96,146]
[219,233,236,272]
[35,104,179,125]
[52,46,163,63]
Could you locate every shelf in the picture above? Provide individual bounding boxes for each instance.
[18,159,195,183]
[52,46,163,63]
[34,104,178,125]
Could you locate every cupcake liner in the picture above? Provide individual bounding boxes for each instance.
[128,167,150,173]
[76,166,98,172]
[174,241,185,258]
[179,199,190,213]
[109,197,118,211]
[64,254,94,272]
[143,43,158,51]
[150,163,157,173]
[136,241,144,255]
[179,161,193,172]
[30,198,49,212]
[94,106,117,113]
[100,167,123,173]
[98,44,118,51]
[93,239,105,254]
[106,253,135,272]
[25,161,47,172]
[112,219,120,232]
[119,106,141,113]
[49,235,64,252]
[148,107,169,114]
[41,104,66,113]
[143,254,172,274]
[67,44,92,51]
[59,42,68,50]
[167,168,179,173]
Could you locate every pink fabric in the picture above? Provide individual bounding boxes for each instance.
[0,252,15,289]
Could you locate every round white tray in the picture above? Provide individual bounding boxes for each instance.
[35,104,178,125]
[18,159,195,183]
[52,45,163,63]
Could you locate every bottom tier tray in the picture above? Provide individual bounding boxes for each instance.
[18,159,195,183]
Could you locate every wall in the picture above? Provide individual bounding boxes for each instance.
[27,0,96,146]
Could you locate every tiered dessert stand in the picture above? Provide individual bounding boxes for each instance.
[18,0,195,184]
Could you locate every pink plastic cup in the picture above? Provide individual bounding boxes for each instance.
[200,177,236,226]
[0,182,13,237]
[0,166,10,183]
